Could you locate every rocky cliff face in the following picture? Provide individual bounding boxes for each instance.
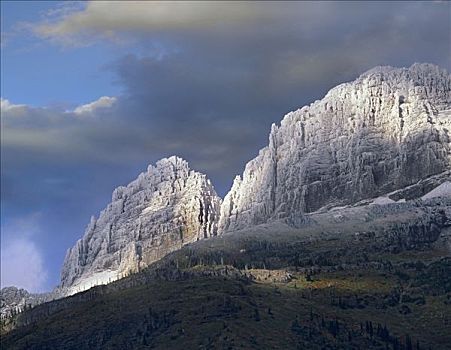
[219,63,451,232]
[0,287,53,320]
[59,156,221,295]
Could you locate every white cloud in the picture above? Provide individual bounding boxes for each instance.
[0,213,48,292]
[0,95,138,165]
[1,238,48,292]
[1,98,26,114]
[73,96,116,115]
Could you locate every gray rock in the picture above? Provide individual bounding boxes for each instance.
[58,156,221,295]
[219,63,451,232]
[0,287,53,319]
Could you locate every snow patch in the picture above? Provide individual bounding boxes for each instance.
[370,197,396,205]
[67,270,118,296]
[422,181,451,200]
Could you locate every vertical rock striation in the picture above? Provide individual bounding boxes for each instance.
[219,63,451,232]
[59,156,221,295]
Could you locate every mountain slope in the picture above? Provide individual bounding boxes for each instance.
[2,197,451,349]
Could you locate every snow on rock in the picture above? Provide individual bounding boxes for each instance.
[220,63,451,232]
[65,270,118,296]
[371,197,396,205]
[58,156,221,295]
[422,181,451,200]
[0,287,53,319]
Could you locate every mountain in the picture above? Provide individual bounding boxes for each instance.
[219,63,450,232]
[1,64,450,348]
[59,64,451,294]
[58,156,221,296]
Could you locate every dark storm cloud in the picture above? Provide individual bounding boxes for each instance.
[5,1,449,195]
[102,1,450,193]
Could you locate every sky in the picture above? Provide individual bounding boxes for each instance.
[1,1,450,292]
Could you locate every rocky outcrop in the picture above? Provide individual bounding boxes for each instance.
[58,156,221,295]
[0,287,53,320]
[0,287,30,319]
[219,63,451,232]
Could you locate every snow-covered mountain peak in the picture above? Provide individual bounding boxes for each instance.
[60,156,221,295]
[219,64,450,232]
